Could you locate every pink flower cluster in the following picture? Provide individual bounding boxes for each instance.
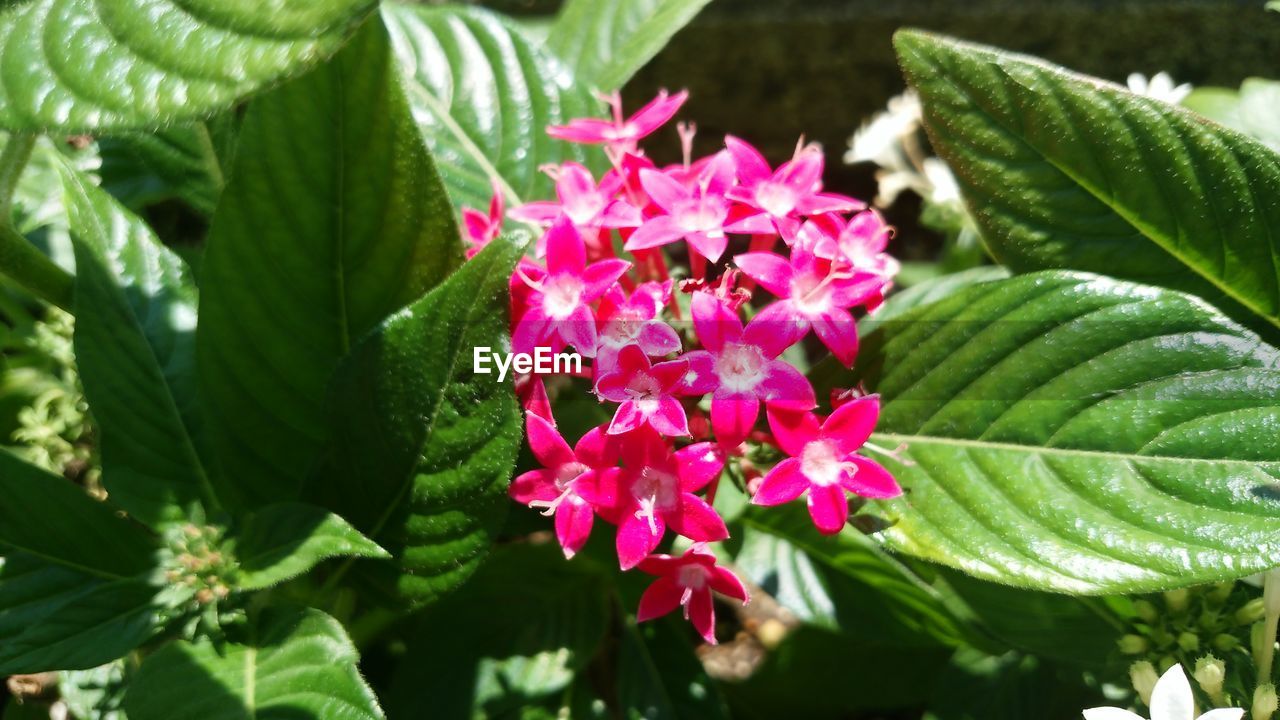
[463,90,903,645]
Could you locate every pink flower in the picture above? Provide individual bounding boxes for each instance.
[599,428,727,569]
[548,90,688,150]
[625,151,771,263]
[725,136,863,239]
[734,244,884,366]
[511,413,619,559]
[510,163,641,241]
[596,345,691,436]
[595,281,682,372]
[462,183,505,258]
[798,209,899,280]
[682,293,815,448]
[752,396,901,535]
[636,544,749,644]
[512,217,631,358]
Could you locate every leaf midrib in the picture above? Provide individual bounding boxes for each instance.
[872,431,1279,469]
[910,41,1280,332]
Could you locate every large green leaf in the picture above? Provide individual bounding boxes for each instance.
[382,3,602,212]
[0,449,154,578]
[0,0,378,131]
[197,15,463,510]
[546,0,712,92]
[233,502,388,591]
[851,271,1280,593]
[125,606,383,720]
[0,554,161,674]
[895,31,1280,337]
[307,238,524,605]
[61,167,214,527]
[386,544,609,718]
[97,119,238,216]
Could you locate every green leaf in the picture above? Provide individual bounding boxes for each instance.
[125,606,383,720]
[618,616,729,720]
[60,659,130,720]
[60,165,214,527]
[895,31,1280,337]
[854,271,1280,593]
[0,554,161,674]
[233,502,388,591]
[386,544,609,718]
[97,120,237,216]
[382,3,603,212]
[1184,79,1280,152]
[307,237,524,605]
[740,506,978,648]
[197,15,463,510]
[0,450,155,578]
[547,0,712,91]
[0,0,378,131]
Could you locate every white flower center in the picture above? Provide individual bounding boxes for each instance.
[714,342,767,394]
[565,193,606,226]
[677,564,709,591]
[674,197,727,234]
[542,274,584,320]
[800,440,852,487]
[632,466,680,534]
[625,373,663,414]
[754,181,798,217]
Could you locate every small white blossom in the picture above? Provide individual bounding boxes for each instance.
[1126,72,1193,105]
[1084,665,1243,720]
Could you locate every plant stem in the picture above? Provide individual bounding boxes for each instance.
[0,132,36,219]
[0,222,74,311]
[1259,568,1280,681]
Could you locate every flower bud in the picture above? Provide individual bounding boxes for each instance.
[1119,634,1149,655]
[1133,599,1159,624]
[1215,633,1242,652]
[1254,683,1278,720]
[1237,598,1268,625]
[1165,588,1191,614]
[1208,582,1236,605]
[1178,632,1201,653]
[1130,661,1159,706]
[1193,655,1226,706]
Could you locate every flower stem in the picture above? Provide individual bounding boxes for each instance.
[0,222,74,311]
[1258,568,1280,681]
[0,133,36,219]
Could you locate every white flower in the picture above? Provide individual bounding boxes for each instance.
[1126,72,1193,105]
[1083,665,1243,720]
[922,157,961,205]
[846,90,922,167]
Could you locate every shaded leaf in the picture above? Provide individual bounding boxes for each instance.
[234,502,388,591]
[197,15,463,510]
[0,0,377,131]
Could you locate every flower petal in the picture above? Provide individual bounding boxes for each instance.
[708,566,750,604]
[510,469,559,504]
[636,575,684,622]
[527,413,575,468]
[725,135,771,186]
[608,400,646,435]
[679,350,719,395]
[806,483,849,535]
[669,494,729,542]
[691,292,744,354]
[757,360,816,411]
[711,392,759,448]
[639,321,682,357]
[766,408,821,457]
[752,457,809,506]
[687,232,730,264]
[674,442,725,492]
[547,118,613,144]
[1081,710,1145,720]
[1197,710,1245,720]
[582,258,633,301]
[625,215,685,252]
[559,304,598,357]
[750,301,811,356]
[554,496,595,559]
[574,425,617,468]
[639,167,690,213]
[628,89,687,138]
[687,587,717,644]
[1150,664,1196,720]
[734,252,794,297]
[821,394,880,454]
[811,306,858,367]
[843,456,902,499]
[545,217,586,274]
[617,512,664,570]
[648,396,690,436]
